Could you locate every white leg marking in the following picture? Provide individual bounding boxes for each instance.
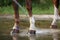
[13,23,19,30]
[29,16,36,30]
[10,23,19,36]
[51,5,58,25]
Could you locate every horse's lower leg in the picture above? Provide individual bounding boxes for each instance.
[50,0,59,29]
[11,0,19,40]
[12,0,19,34]
[26,0,36,34]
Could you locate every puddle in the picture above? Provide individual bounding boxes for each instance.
[0,18,60,40]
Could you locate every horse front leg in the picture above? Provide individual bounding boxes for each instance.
[11,0,20,36]
[10,0,20,40]
[50,0,59,29]
[26,0,36,34]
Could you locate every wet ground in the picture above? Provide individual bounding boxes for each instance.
[0,18,60,40]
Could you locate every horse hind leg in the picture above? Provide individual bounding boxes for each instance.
[26,0,36,34]
[50,5,58,29]
[50,0,59,29]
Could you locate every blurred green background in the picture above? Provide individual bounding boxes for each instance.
[0,0,60,15]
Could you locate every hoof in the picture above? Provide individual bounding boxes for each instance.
[12,29,19,34]
[50,25,57,29]
[29,30,36,34]
[10,29,19,36]
[12,26,19,34]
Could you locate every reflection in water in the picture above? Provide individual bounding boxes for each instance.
[12,36,18,40]
[52,33,59,40]
[28,34,36,40]
[12,29,60,40]
[0,19,60,40]
[28,33,59,40]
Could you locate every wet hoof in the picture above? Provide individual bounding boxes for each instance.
[50,25,57,29]
[12,29,19,33]
[29,30,36,34]
[10,29,19,36]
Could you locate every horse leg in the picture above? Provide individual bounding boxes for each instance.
[50,0,59,29]
[11,0,20,40]
[12,0,19,34]
[26,0,36,34]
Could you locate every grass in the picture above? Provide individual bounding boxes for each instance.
[32,6,54,15]
[0,6,13,15]
[0,5,54,15]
